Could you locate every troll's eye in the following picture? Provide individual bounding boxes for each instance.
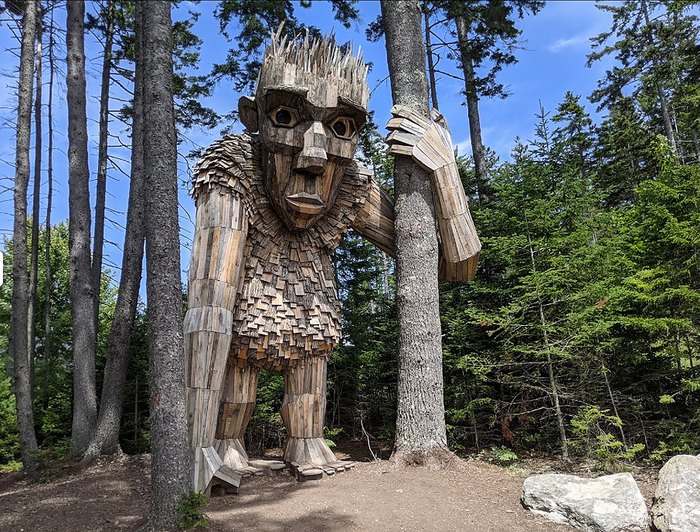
[268,106,299,128]
[330,116,356,140]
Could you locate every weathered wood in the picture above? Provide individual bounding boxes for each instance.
[352,180,397,257]
[186,29,479,492]
[386,104,481,281]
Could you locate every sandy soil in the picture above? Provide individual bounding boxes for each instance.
[0,449,657,532]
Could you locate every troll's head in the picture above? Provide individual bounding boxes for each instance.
[238,29,369,230]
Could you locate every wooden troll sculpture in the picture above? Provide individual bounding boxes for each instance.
[185,30,481,493]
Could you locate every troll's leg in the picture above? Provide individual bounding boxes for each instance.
[215,360,258,470]
[281,356,353,477]
[185,309,240,493]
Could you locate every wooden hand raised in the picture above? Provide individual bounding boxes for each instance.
[386,105,481,282]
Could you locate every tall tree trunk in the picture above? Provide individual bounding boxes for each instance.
[640,0,677,156]
[42,4,56,412]
[525,230,568,459]
[91,0,115,332]
[381,0,450,466]
[10,0,39,470]
[422,1,439,111]
[601,361,627,449]
[28,16,43,387]
[455,16,490,204]
[84,4,146,458]
[41,4,55,406]
[67,0,97,457]
[139,1,189,527]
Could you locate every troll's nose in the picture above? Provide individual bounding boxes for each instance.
[294,121,327,175]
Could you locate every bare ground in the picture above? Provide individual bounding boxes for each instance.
[0,447,658,532]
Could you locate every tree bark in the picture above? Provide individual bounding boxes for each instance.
[67,0,97,457]
[84,1,146,458]
[455,16,489,204]
[423,2,439,111]
[640,0,677,157]
[28,16,42,389]
[601,361,627,449]
[381,0,451,466]
[525,230,568,459]
[10,0,39,470]
[91,0,115,333]
[139,1,189,528]
[42,4,56,413]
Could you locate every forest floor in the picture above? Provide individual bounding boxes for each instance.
[0,442,659,531]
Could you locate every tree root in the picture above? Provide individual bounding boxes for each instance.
[390,446,461,470]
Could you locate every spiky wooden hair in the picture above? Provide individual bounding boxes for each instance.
[256,26,370,110]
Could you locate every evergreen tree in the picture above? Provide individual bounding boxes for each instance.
[382,0,452,466]
[139,1,189,527]
[10,0,39,469]
[588,0,700,160]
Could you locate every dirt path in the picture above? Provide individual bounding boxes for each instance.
[206,460,573,531]
[0,452,580,532]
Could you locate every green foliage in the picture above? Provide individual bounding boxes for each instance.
[119,308,151,455]
[570,406,644,472]
[177,491,209,530]
[0,334,19,465]
[0,222,128,461]
[324,426,343,449]
[477,445,518,466]
[0,460,22,473]
[648,435,694,463]
[330,229,397,443]
[246,370,285,454]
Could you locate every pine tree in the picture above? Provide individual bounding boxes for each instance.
[66,0,98,457]
[381,0,452,466]
[139,1,189,527]
[10,0,39,469]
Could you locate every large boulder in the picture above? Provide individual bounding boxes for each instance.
[651,454,700,532]
[521,473,649,532]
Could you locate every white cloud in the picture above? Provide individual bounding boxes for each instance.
[547,33,593,53]
[455,137,472,157]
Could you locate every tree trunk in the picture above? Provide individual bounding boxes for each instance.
[690,131,700,163]
[139,1,189,528]
[455,15,489,204]
[10,0,39,470]
[28,17,43,388]
[84,2,146,458]
[601,361,627,449]
[91,0,115,332]
[525,231,568,459]
[42,5,56,413]
[381,0,451,467]
[67,0,97,457]
[422,2,439,111]
[640,0,677,156]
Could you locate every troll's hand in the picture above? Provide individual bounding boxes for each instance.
[385,105,454,172]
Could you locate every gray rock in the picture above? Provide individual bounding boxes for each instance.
[651,454,700,532]
[522,473,650,532]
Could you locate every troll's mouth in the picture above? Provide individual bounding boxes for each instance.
[286,192,325,214]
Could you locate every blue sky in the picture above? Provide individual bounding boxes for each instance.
[0,0,616,287]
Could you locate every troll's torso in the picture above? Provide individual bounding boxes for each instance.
[192,134,372,371]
